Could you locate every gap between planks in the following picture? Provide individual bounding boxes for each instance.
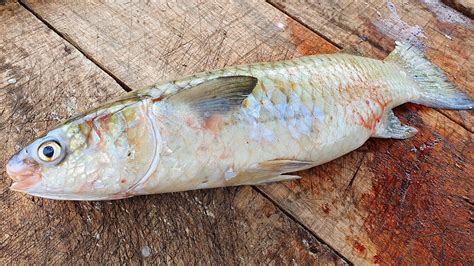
[442,0,474,19]
[16,1,351,263]
[254,186,353,265]
[18,0,133,93]
[265,0,474,134]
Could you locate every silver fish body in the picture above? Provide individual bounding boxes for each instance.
[6,42,473,200]
[143,55,410,194]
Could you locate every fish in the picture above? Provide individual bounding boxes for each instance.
[5,42,473,200]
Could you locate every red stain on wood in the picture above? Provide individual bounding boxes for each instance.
[358,105,473,264]
[373,254,383,264]
[286,18,336,55]
[359,17,398,57]
[353,241,366,253]
[321,204,330,214]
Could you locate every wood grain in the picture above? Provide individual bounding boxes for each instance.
[265,0,473,263]
[443,0,474,18]
[23,0,335,90]
[9,0,473,264]
[0,1,345,264]
[270,0,474,132]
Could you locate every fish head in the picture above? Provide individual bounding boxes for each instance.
[6,98,159,200]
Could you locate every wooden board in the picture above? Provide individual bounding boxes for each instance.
[0,1,345,264]
[269,0,474,133]
[443,0,474,18]
[4,0,473,264]
[264,0,473,264]
[22,0,334,90]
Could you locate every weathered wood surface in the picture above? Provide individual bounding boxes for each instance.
[265,0,473,264]
[0,1,345,264]
[270,0,474,133]
[1,0,472,264]
[443,0,474,18]
[23,0,334,90]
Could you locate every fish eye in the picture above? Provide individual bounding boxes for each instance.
[38,140,62,162]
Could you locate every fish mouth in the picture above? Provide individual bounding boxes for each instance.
[9,174,42,191]
[6,164,43,192]
[6,148,43,191]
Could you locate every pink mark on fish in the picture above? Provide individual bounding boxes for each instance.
[203,115,223,135]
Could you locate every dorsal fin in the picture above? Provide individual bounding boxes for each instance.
[167,75,258,117]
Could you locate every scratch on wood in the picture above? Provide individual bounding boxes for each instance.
[344,152,366,194]
[421,0,474,28]
[373,0,426,49]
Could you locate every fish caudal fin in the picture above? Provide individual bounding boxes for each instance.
[385,41,473,110]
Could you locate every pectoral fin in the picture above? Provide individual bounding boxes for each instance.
[167,75,258,118]
[373,110,417,139]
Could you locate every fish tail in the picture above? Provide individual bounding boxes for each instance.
[385,41,473,110]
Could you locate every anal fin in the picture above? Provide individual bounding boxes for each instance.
[373,110,417,139]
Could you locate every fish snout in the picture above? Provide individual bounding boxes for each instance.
[6,149,39,182]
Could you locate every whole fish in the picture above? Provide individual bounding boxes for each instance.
[6,42,473,200]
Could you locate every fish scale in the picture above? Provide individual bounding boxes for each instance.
[142,54,411,193]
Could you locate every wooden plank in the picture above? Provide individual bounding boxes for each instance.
[262,0,473,264]
[20,0,473,264]
[443,0,473,18]
[0,1,346,264]
[270,0,474,132]
[23,0,335,90]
